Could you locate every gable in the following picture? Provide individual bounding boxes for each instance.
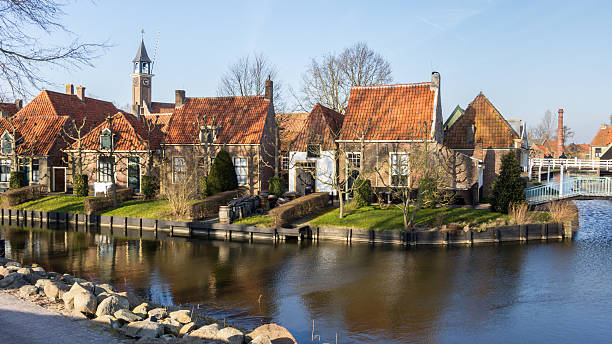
[292,104,344,151]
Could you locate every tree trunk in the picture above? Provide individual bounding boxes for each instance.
[403,208,409,230]
[274,125,279,177]
[338,191,344,218]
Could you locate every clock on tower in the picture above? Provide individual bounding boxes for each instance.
[130,38,154,114]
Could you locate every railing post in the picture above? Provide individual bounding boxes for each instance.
[559,166,564,197]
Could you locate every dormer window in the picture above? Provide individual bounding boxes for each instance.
[199,126,219,144]
[100,128,113,150]
[1,132,13,155]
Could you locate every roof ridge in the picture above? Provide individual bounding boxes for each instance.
[187,95,267,101]
[351,82,431,90]
[41,90,59,117]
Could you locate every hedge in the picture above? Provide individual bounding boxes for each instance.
[9,171,26,189]
[187,187,248,221]
[269,192,330,227]
[84,188,133,215]
[1,184,47,207]
[141,175,159,200]
[73,174,89,197]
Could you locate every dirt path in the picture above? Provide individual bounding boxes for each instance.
[0,293,130,344]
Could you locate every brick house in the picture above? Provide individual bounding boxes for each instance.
[287,104,343,195]
[0,100,22,118]
[162,85,276,194]
[444,92,528,197]
[337,72,482,202]
[276,112,308,188]
[0,86,117,192]
[64,111,167,193]
[589,124,612,159]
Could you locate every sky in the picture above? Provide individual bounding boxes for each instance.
[18,0,612,143]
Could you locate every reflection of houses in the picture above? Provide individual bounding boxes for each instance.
[1,87,116,192]
[64,112,167,193]
[287,104,343,194]
[276,112,308,188]
[589,124,612,159]
[444,93,529,196]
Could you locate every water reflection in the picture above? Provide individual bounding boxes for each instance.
[2,200,612,343]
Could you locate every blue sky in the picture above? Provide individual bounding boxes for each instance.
[28,0,612,143]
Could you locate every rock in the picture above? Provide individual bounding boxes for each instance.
[169,309,191,324]
[35,278,51,289]
[94,283,114,296]
[16,268,39,284]
[6,266,20,272]
[148,308,168,320]
[160,334,176,342]
[217,327,244,344]
[116,290,142,309]
[160,318,181,336]
[31,266,46,275]
[73,289,97,314]
[179,322,196,337]
[19,285,38,298]
[246,324,297,344]
[249,335,273,344]
[124,320,164,339]
[61,274,74,285]
[133,302,150,317]
[96,295,130,317]
[187,323,219,340]
[43,280,68,301]
[93,315,121,329]
[0,266,10,278]
[114,308,143,323]
[96,291,113,304]
[0,273,29,289]
[5,261,21,268]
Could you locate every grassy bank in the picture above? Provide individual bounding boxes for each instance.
[14,196,87,213]
[233,215,273,227]
[309,206,507,231]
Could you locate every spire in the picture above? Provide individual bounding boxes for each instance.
[133,39,152,63]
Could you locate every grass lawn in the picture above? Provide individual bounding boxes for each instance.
[233,215,273,227]
[310,205,508,231]
[100,199,180,220]
[14,195,87,214]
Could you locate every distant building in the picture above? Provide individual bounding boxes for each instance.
[276,112,308,187]
[0,100,22,118]
[589,124,612,159]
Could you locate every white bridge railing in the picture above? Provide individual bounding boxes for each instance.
[528,158,612,182]
[525,176,612,205]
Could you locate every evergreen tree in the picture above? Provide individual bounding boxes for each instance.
[491,152,526,213]
[206,150,238,195]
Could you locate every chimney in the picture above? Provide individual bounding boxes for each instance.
[264,76,273,101]
[175,90,186,108]
[76,86,85,102]
[431,71,440,89]
[557,109,564,156]
[65,84,74,95]
[0,110,7,118]
[14,99,22,110]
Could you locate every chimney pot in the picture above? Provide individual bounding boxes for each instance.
[76,86,85,102]
[265,76,273,101]
[175,90,186,108]
[65,84,74,95]
[431,71,440,89]
[14,99,22,110]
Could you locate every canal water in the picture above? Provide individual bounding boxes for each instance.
[1,200,611,343]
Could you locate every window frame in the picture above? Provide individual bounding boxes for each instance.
[0,159,10,182]
[1,132,13,155]
[233,157,248,185]
[100,128,113,151]
[98,156,115,183]
[306,143,321,158]
[172,156,187,183]
[31,158,39,182]
[389,152,410,187]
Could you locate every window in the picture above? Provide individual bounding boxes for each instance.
[19,158,30,185]
[347,152,361,170]
[100,128,112,150]
[199,126,219,144]
[390,153,410,186]
[281,153,290,170]
[128,157,140,193]
[1,132,12,155]
[595,148,602,157]
[32,159,39,182]
[307,144,321,158]
[98,157,114,182]
[0,159,10,182]
[234,157,247,185]
[173,157,186,183]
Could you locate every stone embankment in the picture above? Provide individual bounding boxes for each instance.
[0,257,297,344]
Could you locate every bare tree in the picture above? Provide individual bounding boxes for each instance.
[530,110,574,144]
[0,0,108,99]
[298,42,392,113]
[61,117,89,176]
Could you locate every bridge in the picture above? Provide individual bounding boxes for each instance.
[525,176,612,205]
[528,158,612,182]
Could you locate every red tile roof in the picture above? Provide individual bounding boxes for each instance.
[276,112,308,152]
[0,116,70,155]
[143,114,172,134]
[72,112,164,151]
[0,102,19,117]
[150,102,175,114]
[590,125,612,147]
[444,93,519,148]
[293,104,344,151]
[14,90,117,130]
[164,96,272,144]
[339,83,439,141]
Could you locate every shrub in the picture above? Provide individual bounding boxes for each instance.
[418,176,438,209]
[9,171,26,189]
[141,175,159,200]
[548,201,578,224]
[268,176,285,198]
[352,178,371,207]
[206,150,238,196]
[269,192,329,227]
[187,187,248,220]
[199,174,208,198]
[73,174,89,196]
[84,188,133,215]
[490,152,526,213]
[508,202,531,224]
[1,185,46,207]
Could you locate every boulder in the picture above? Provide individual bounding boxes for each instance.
[16,268,39,284]
[5,261,21,268]
[217,327,244,344]
[19,285,38,298]
[0,273,28,289]
[0,266,10,278]
[114,308,143,323]
[187,323,219,340]
[133,302,150,317]
[96,295,130,317]
[96,291,113,304]
[94,283,114,296]
[160,318,181,336]
[31,266,46,275]
[35,278,51,289]
[179,322,196,337]
[124,320,164,339]
[246,324,297,344]
[43,280,69,301]
[93,315,121,329]
[249,335,273,344]
[148,308,168,320]
[61,274,74,285]
[116,290,142,309]
[169,309,191,324]
[73,290,97,314]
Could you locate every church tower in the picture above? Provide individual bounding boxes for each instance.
[131,39,153,114]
